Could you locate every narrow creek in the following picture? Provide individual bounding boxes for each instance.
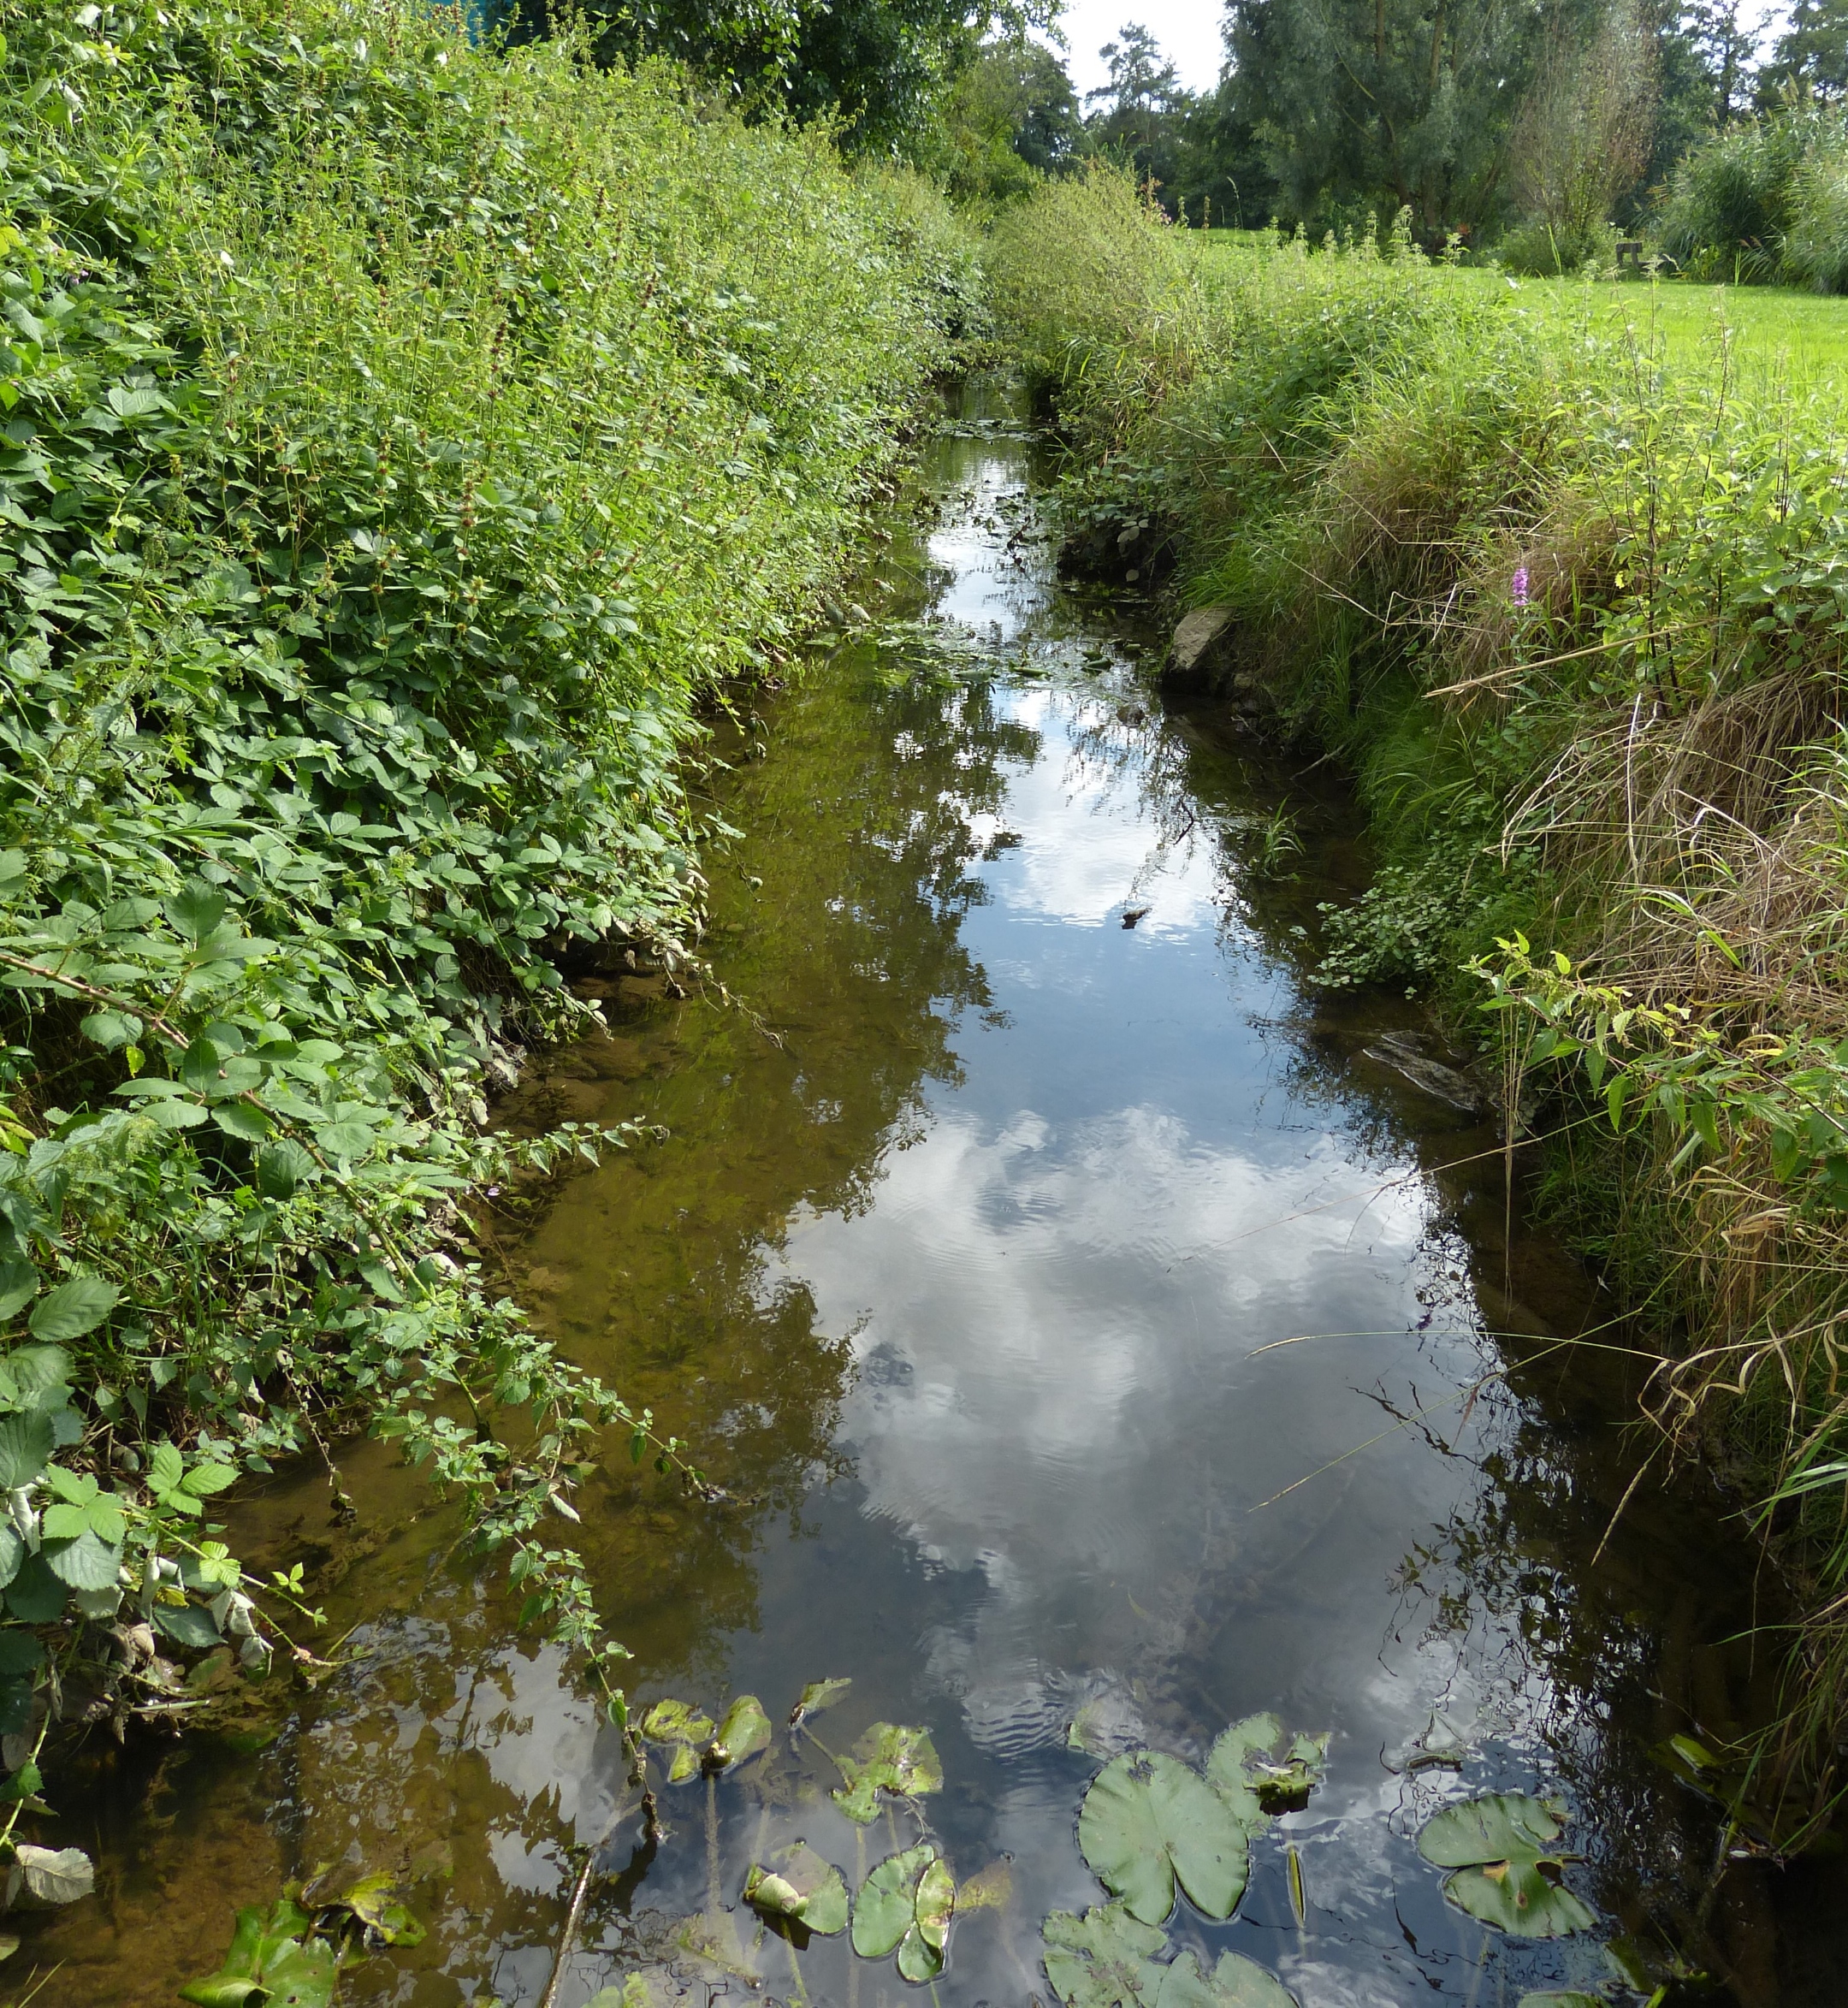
[44,382,1848,2006]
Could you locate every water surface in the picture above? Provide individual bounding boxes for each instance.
[40,386,1831,2008]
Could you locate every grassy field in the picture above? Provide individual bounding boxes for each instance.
[1188,225,1848,371]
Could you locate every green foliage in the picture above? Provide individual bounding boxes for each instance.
[1655,99,1848,283]
[181,1875,424,2007]
[1415,1793,1597,1937]
[850,1844,955,1981]
[744,1844,850,1936]
[0,0,959,1840]
[1077,1750,1250,1925]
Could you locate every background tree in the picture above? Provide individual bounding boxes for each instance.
[1761,0,1848,102]
[1083,21,1188,193]
[937,33,1085,203]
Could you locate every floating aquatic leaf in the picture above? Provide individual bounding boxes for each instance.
[641,1698,714,1746]
[832,1721,942,1822]
[586,1975,703,2008]
[1040,1902,1167,2008]
[1515,1996,1604,2008]
[1078,1750,1249,1925]
[744,1843,849,1936]
[341,1872,426,1946]
[791,1676,851,1725]
[1417,1794,1596,1938]
[179,1897,328,2008]
[852,1844,956,1980]
[666,1743,701,1784]
[957,1858,1013,1912]
[712,1693,773,1768]
[1156,1950,1298,2008]
[1205,1715,1329,1824]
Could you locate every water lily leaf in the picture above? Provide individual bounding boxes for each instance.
[1516,1996,1604,2008]
[341,1872,425,1946]
[251,1936,336,2008]
[712,1693,773,1768]
[744,1843,848,1936]
[853,1843,933,1959]
[957,1858,1013,1912]
[1040,1902,1168,2008]
[1078,1750,1249,1924]
[1417,1794,1596,1938]
[666,1742,701,1784]
[791,1676,850,1724]
[852,1844,955,1980]
[832,1721,942,1822]
[11,1843,93,1905]
[1157,1951,1298,2008]
[1205,1715,1329,1825]
[641,1698,714,1746]
[587,1975,704,2008]
[181,1899,326,2008]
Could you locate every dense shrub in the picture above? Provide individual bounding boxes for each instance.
[1655,100,1848,286]
[0,0,961,1833]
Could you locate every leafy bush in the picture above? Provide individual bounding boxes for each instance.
[1495,215,1621,275]
[0,0,960,1850]
[1654,101,1848,285]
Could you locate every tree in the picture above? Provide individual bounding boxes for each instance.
[505,0,1055,159]
[1084,21,1188,195]
[1223,0,1584,238]
[937,33,1085,203]
[1509,0,1658,246]
[1762,0,1848,102]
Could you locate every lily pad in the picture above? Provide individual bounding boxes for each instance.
[1157,1951,1298,2008]
[1078,1750,1249,1924]
[1515,1996,1604,2008]
[791,1676,851,1724]
[711,1693,773,1769]
[1417,1794,1596,1938]
[744,1843,850,1937]
[642,1697,714,1783]
[832,1721,943,1823]
[641,1697,714,1745]
[180,1897,335,2008]
[1205,1715,1329,1825]
[1040,1902,1167,2008]
[852,1843,957,1981]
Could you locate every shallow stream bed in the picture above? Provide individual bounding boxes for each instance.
[40,385,1848,2007]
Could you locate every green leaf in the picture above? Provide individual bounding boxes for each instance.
[1416,1794,1597,1938]
[0,1678,29,1737]
[641,1697,714,1745]
[744,1844,850,1935]
[168,883,230,944]
[1078,1750,1249,1925]
[1040,1902,1168,2008]
[185,1461,240,1497]
[791,1675,850,1723]
[155,1602,223,1649]
[1205,1715,1329,1821]
[341,1873,425,1946]
[0,1412,52,1488]
[1515,1997,1605,2008]
[43,1528,122,1590]
[148,1441,184,1494]
[832,1721,943,1822]
[0,1629,41,1676]
[3,1554,65,1621]
[213,1101,275,1142]
[254,1141,313,1200]
[79,1011,139,1051]
[0,1261,37,1322]
[27,1276,117,1343]
[0,1526,21,1590]
[1157,1952,1298,2008]
[711,1693,773,1768]
[850,1842,954,1975]
[248,1937,335,2008]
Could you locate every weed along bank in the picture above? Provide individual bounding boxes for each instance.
[3,3,1848,2005]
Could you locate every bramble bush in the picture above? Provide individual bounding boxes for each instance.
[0,0,965,1883]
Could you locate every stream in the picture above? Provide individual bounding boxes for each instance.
[39,382,1848,2007]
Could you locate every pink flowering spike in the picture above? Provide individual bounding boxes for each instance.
[1512,566,1531,607]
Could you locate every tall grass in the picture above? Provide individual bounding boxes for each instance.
[990,169,1848,1815]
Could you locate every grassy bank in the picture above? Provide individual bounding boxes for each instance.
[0,0,967,1880]
[989,172,1848,1825]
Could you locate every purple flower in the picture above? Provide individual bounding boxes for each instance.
[1512,566,1531,607]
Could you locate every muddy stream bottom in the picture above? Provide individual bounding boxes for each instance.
[36,383,1848,2007]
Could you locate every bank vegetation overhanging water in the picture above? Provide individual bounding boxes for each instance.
[0,0,976,1898]
[986,169,1848,1829]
